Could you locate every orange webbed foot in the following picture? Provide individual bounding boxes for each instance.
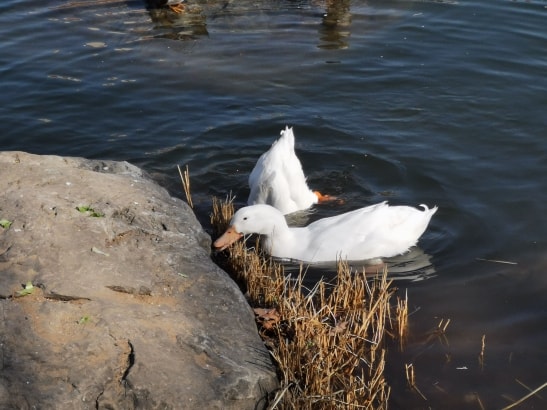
[314,191,345,205]
[169,3,185,13]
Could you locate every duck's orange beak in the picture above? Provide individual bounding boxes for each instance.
[213,226,243,251]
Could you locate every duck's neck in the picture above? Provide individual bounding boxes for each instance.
[260,213,294,256]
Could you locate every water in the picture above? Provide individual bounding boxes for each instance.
[1,0,546,407]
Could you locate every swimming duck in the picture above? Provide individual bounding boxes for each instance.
[214,202,438,264]
[247,126,332,215]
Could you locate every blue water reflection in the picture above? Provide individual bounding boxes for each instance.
[1,0,546,408]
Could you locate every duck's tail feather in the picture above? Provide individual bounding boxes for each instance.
[419,204,439,214]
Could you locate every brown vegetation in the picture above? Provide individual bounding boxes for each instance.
[210,196,409,409]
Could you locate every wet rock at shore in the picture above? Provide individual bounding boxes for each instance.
[0,151,277,409]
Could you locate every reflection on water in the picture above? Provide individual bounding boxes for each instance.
[147,2,208,39]
[320,0,352,49]
[144,0,354,50]
[277,246,436,288]
[2,0,547,408]
[382,247,436,282]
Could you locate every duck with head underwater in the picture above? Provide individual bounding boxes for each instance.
[248,126,335,215]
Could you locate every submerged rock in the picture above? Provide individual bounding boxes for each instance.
[0,151,277,409]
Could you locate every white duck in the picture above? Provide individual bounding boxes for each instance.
[214,202,438,264]
[247,126,331,215]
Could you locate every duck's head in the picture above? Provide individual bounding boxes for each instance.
[213,205,284,251]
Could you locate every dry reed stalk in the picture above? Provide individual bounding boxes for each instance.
[405,363,427,401]
[210,195,408,409]
[501,381,547,410]
[478,334,486,371]
[515,379,544,400]
[395,290,409,351]
[177,164,193,209]
[438,318,450,332]
[423,317,451,349]
[211,194,235,236]
[474,392,486,410]
[476,257,517,265]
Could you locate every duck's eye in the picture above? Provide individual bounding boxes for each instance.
[243,217,248,221]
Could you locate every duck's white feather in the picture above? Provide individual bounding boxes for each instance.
[248,126,318,215]
[219,202,437,263]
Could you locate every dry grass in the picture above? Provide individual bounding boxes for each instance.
[177,164,193,209]
[210,196,409,409]
[210,195,234,235]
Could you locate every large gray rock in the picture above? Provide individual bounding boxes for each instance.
[0,151,277,409]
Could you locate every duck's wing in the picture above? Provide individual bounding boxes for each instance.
[302,202,437,262]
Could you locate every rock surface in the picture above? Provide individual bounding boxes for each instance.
[0,152,277,409]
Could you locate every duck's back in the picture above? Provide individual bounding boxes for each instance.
[294,202,437,262]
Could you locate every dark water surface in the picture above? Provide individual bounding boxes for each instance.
[1,0,546,408]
